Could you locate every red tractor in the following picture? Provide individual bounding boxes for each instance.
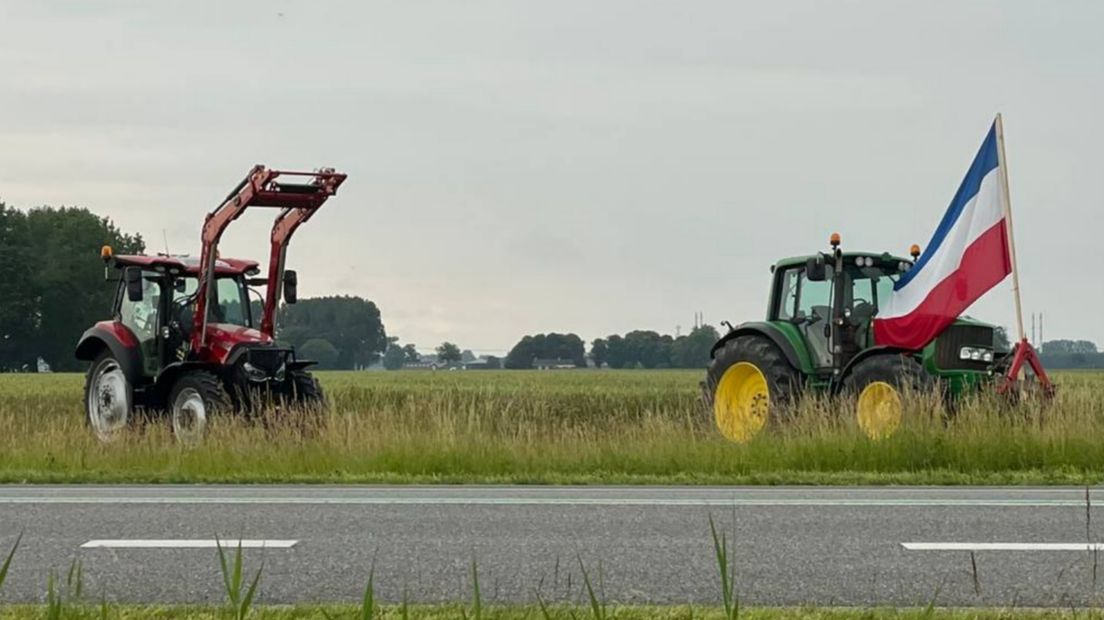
[75,166,347,442]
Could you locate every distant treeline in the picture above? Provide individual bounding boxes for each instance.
[1037,339,1104,369]
[499,325,721,370]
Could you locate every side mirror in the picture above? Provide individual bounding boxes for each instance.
[124,266,144,302]
[283,270,298,304]
[805,257,827,282]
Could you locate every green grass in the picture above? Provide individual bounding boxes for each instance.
[0,607,1100,619]
[0,369,1102,485]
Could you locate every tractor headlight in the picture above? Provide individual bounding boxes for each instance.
[242,361,268,382]
[959,346,993,362]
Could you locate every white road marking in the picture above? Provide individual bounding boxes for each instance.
[80,539,297,549]
[0,497,1099,506]
[903,542,1104,551]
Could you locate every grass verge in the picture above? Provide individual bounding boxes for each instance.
[0,370,1102,485]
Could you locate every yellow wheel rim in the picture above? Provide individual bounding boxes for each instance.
[713,362,770,443]
[856,381,902,440]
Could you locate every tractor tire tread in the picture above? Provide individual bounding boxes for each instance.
[169,370,233,414]
[706,335,800,408]
[842,353,932,394]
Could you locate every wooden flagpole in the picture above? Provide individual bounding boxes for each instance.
[994,113,1027,344]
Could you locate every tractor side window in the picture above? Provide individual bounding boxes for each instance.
[795,269,833,369]
[777,269,799,321]
[118,271,161,376]
[796,272,832,325]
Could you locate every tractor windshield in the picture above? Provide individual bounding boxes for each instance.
[172,276,252,328]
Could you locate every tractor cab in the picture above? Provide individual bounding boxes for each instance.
[103,253,285,377]
[768,239,914,374]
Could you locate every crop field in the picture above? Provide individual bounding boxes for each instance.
[0,370,1102,485]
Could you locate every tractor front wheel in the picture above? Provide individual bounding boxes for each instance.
[705,336,800,443]
[167,371,231,444]
[84,352,134,442]
[287,370,325,408]
[843,354,933,440]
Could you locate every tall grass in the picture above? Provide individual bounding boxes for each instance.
[0,370,1102,484]
[215,538,263,620]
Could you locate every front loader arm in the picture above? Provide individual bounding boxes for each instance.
[191,166,347,353]
[260,207,314,337]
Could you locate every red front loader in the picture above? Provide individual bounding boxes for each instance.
[75,166,347,442]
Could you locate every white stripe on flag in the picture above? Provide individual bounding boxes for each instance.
[879,166,1004,319]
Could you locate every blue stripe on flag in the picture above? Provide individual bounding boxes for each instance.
[895,122,1000,290]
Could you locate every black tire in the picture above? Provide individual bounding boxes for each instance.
[167,370,232,444]
[287,370,325,408]
[705,336,800,442]
[842,353,933,439]
[265,370,326,434]
[84,351,136,442]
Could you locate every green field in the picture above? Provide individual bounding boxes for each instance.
[0,370,1101,485]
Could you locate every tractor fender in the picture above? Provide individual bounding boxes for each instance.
[74,321,143,383]
[710,322,802,374]
[151,361,223,409]
[833,346,920,394]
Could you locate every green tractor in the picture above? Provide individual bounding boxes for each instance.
[705,234,1009,442]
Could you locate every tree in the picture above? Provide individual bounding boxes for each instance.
[461,349,477,363]
[483,355,502,369]
[589,338,609,368]
[622,330,672,369]
[279,296,388,369]
[298,338,340,369]
[504,333,586,369]
[382,343,406,370]
[1042,339,1098,355]
[670,325,720,368]
[605,334,630,369]
[0,204,35,370]
[4,206,145,372]
[436,342,462,365]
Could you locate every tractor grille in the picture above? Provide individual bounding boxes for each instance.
[240,347,288,375]
[934,324,994,371]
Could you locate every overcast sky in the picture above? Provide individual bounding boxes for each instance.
[1,1,1099,353]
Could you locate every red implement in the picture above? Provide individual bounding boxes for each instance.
[192,166,347,351]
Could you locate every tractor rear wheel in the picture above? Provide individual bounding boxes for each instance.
[843,354,933,440]
[84,351,134,442]
[167,370,231,444]
[705,336,800,442]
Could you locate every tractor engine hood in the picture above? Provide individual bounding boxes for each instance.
[200,323,277,365]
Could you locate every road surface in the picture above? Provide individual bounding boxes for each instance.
[1,485,1102,607]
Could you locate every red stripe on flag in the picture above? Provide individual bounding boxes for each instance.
[874,220,1011,350]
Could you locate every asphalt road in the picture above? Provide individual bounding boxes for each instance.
[1,485,1103,607]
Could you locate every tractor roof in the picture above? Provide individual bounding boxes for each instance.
[773,251,912,271]
[112,254,259,277]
